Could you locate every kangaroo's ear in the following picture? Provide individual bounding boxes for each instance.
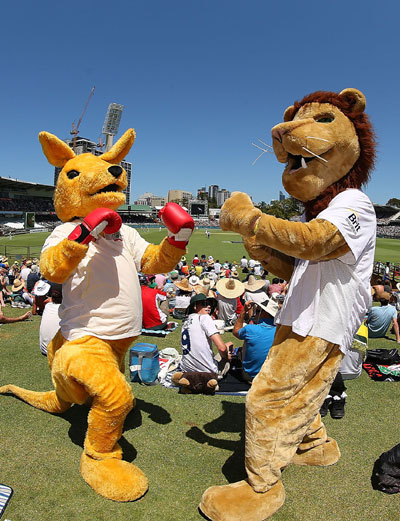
[39,132,75,167]
[100,129,136,164]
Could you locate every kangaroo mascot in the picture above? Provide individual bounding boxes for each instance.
[0,129,194,502]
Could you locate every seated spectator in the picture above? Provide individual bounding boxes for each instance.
[11,279,32,308]
[180,293,232,378]
[195,263,203,277]
[240,256,248,269]
[253,262,263,276]
[39,282,62,356]
[26,264,41,294]
[232,299,278,383]
[215,277,244,327]
[180,261,189,276]
[267,277,284,297]
[32,280,52,316]
[192,254,200,266]
[214,259,222,276]
[243,275,269,305]
[7,261,19,286]
[173,277,194,319]
[20,260,32,285]
[0,267,11,306]
[366,292,400,343]
[164,270,180,310]
[154,273,166,290]
[140,275,168,330]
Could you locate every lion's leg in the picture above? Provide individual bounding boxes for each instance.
[200,327,342,521]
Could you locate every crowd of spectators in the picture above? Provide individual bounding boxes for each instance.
[0,255,62,353]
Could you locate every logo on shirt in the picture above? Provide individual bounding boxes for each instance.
[346,210,360,233]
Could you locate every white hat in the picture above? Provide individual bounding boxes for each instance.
[216,277,244,299]
[33,280,51,296]
[257,299,279,318]
[189,275,201,286]
[396,282,400,292]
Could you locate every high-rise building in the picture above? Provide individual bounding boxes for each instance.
[167,189,193,205]
[217,189,231,207]
[279,191,286,201]
[208,184,219,201]
[53,136,132,204]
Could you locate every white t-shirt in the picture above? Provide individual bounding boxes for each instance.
[240,258,248,268]
[276,189,376,353]
[20,267,31,282]
[42,222,149,341]
[180,313,219,373]
[39,302,61,355]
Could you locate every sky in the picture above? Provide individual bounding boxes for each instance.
[0,1,399,205]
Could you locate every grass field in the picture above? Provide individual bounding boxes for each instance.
[1,228,400,265]
[1,229,400,521]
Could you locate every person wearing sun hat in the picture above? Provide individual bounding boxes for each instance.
[180,293,233,377]
[232,298,279,383]
[173,277,194,319]
[11,278,31,308]
[216,277,245,327]
[243,275,270,305]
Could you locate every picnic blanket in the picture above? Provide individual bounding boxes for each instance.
[141,321,178,337]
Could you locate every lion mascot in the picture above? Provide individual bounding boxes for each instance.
[0,129,194,502]
[200,88,376,520]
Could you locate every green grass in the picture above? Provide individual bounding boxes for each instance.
[2,228,400,265]
[1,230,400,520]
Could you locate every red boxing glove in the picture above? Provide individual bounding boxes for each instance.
[159,203,194,249]
[68,208,122,245]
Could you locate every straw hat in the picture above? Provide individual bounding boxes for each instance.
[216,277,244,299]
[12,279,24,292]
[243,275,266,292]
[174,277,193,292]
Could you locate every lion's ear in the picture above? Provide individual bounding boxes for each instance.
[339,88,366,114]
[283,105,296,122]
[39,132,75,167]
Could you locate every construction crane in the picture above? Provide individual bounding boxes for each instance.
[70,86,95,152]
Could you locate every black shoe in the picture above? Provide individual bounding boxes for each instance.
[320,397,332,417]
[330,397,345,419]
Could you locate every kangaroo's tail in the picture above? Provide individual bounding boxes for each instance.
[0,385,71,413]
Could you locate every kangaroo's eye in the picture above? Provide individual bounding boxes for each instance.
[67,170,80,179]
[315,115,334,123]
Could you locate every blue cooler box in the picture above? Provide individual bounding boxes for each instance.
[129,343,159,385]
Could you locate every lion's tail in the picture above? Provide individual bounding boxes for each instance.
[0,384,71,413]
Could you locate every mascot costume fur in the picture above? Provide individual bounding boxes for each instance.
[0,129,194,502]
[200,88,377,520]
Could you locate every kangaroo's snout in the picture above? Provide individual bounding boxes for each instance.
[108,165,123,178]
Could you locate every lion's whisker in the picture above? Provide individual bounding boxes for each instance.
[252,142,273,154]
[302,146,328,163]
[252,150,267,166]
[306,136,331,143]
[257,138,273,149]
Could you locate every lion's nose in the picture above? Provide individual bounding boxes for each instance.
[108,165,123,178]
[271,127,288,143]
